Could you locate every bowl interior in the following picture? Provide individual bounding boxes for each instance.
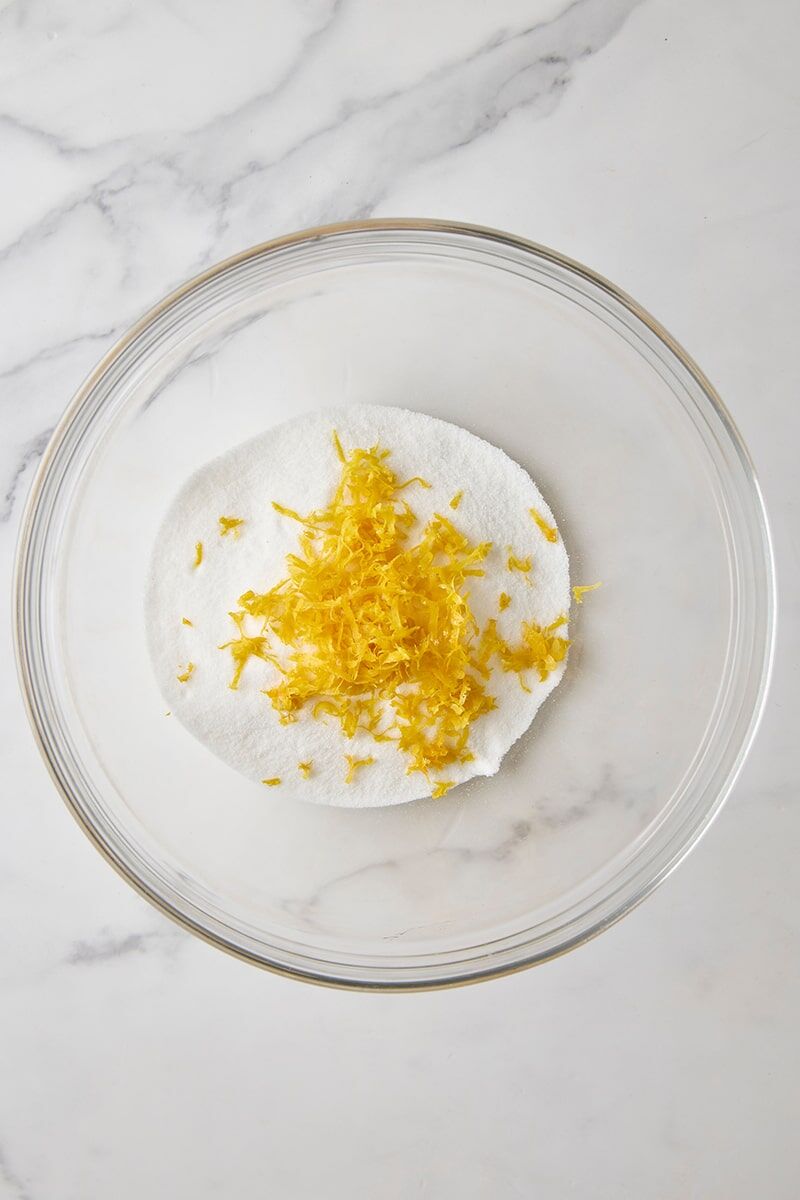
[20,225,772,986]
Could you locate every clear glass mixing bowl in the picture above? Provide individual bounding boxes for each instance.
[14,220,775,989]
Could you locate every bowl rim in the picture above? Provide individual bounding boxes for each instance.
[13,217,777,991]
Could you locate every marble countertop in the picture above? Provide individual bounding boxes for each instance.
[2,1,798,1195]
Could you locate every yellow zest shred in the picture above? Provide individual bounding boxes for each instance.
[182,617,193,626]
[507,552,532,575]
[219,516,245,538]
[397,476,432,491]
[530,507,558,543]
[431,780,456,798]
[176,662,195,684]
[449,490,463,510]
[572,582,602,604]
[233,433,498,777]
[498,592,511,611]
[271,501,309,524]
[298,761,313,779]
[193,541,203,568]
[475,618,570,689]
[218,611,278,690]
[344,754,375,783]
[261,777,281,787]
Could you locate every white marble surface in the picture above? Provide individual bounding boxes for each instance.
[1,0,798,1195]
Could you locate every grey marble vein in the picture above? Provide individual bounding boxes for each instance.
[139,301,301,413]
[0,325,119,383]
[209,0,642,236]
[0,111,96,160]
[188,0,347,144]
[1,427,52,523]
[282,759,640,935]
[0,1143,33,1200]
[284,817,536,931]
[533,764,645,830]
[66,926,185,966]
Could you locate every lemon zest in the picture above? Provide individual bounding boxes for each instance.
[219,516,245,538]
[572,582,602,604]
[193,542,203,568]
[476,618,570,687]
[344,754,375,783]
[298,761,313,779]
[529,507,558,543]
[261,777,281,787]
[236,436,498,777]
[271,501,309,524]
[218,611,278,690]
[397,476,432,491]
[431,780,456,798]
[176,662,195,683]
[507,553,532,575]
[182,617,193,626]
[449,490,464,510]
[498,592,511,611]
[229,433,575,780]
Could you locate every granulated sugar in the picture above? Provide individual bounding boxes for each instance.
[145,406,570,807]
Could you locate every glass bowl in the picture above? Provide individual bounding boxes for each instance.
[14,220,775,989]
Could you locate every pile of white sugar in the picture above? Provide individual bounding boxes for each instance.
[145,406,570,807]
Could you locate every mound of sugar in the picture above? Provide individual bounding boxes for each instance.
[145,406,570,807]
